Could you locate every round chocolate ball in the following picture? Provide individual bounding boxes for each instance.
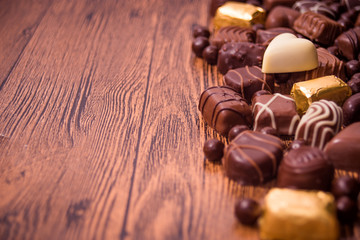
[228,125,249,141]
[203,139,224,162]
[332,175,360,200]
[348,73,360,94]
[192,37,210,58]
[336,196,357,224]
[202,45,219,65]
[235,198,262,225]
[343,93,360,126]
[289,139,307,150]
[260,127,278,136]
[192,24,210,38]
[345,60,360,79]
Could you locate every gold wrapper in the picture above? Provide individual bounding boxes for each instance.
[213,2,266,30]
[290,75,352,115]
[259,188,339,240]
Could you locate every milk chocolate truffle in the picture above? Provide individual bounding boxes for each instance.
[217,42,265,74]
[256,27,295,45]
[199,86,252,136]
[259,188,339,240]
[224,66,274,103]
[211,26,255,49]
[262,33,318,74]
[213,2,266,30]
[277,146,334,191]
[324,122,360,171]
[265,6,300,29]
[343,93,360,125]
[252,94,300,135]
[291,75,352,114]
[335,27,360,61]
[223,130,284,185]
[293,0,338,19]
[295,100,343,149]
[293,12,343,46]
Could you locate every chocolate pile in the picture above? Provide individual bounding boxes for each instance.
[193,0,360,237]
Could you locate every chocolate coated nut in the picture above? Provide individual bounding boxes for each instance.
[336,196,357,224]
[348,73,360,93]
[228,125,249,141]
[332,176,360,200]
[345,60,360,79]
[235,198,262,225]
[192,37,209,58]
[192,24,210,38]
[202,45,218,65]
[343,93,360,126]
[203,139,224,162]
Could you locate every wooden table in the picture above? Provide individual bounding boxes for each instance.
[0,0,359,239]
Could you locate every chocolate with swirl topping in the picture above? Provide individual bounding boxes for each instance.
[223,130,284,185]
[211,26,255,49]
[277,146,334,191]
[295,100,343,150]
[198,86,252,136]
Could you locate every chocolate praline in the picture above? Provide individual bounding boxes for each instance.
[342,93,360,126]
[277,146,334,191]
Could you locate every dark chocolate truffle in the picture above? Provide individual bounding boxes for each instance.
[228,125,249,142]
[252,93,300,136]
[192,37,209,58]
[235,198,262,225]
[199,86,252,136]
[277,146,334,191]
[324,122,360,171]
[223,130,284,185]
[211,26,255,49]
[217,42,265,74]
[203,139,225,162]
[293,12,343,46]
[295,100,343,149]
[265,6,300,29]
[343,93,360,126]
[224,66,274,103]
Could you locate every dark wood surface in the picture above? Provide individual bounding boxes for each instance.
[0,0,359,239]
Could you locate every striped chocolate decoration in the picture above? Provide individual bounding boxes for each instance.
[198,86,252,136]
[211,26,255,48]
[223,130,284,185]
[295,100,343,149]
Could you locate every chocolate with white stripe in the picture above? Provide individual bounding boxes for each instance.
[223,130,284,185]
[198,86,252,136]
[295,100,343,149]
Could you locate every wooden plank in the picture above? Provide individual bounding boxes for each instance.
[0,0,160,239]
[0,0,53,89]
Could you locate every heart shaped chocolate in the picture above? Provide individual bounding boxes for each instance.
[262,33,318,73]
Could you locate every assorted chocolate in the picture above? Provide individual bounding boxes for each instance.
[223,130,284,185]
[195,0,360,234]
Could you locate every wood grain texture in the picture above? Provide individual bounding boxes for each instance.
[0,0,360,239]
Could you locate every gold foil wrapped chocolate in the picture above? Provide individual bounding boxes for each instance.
[290,75,352,114]
[213,2,266,30]
[259,188,339,240]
